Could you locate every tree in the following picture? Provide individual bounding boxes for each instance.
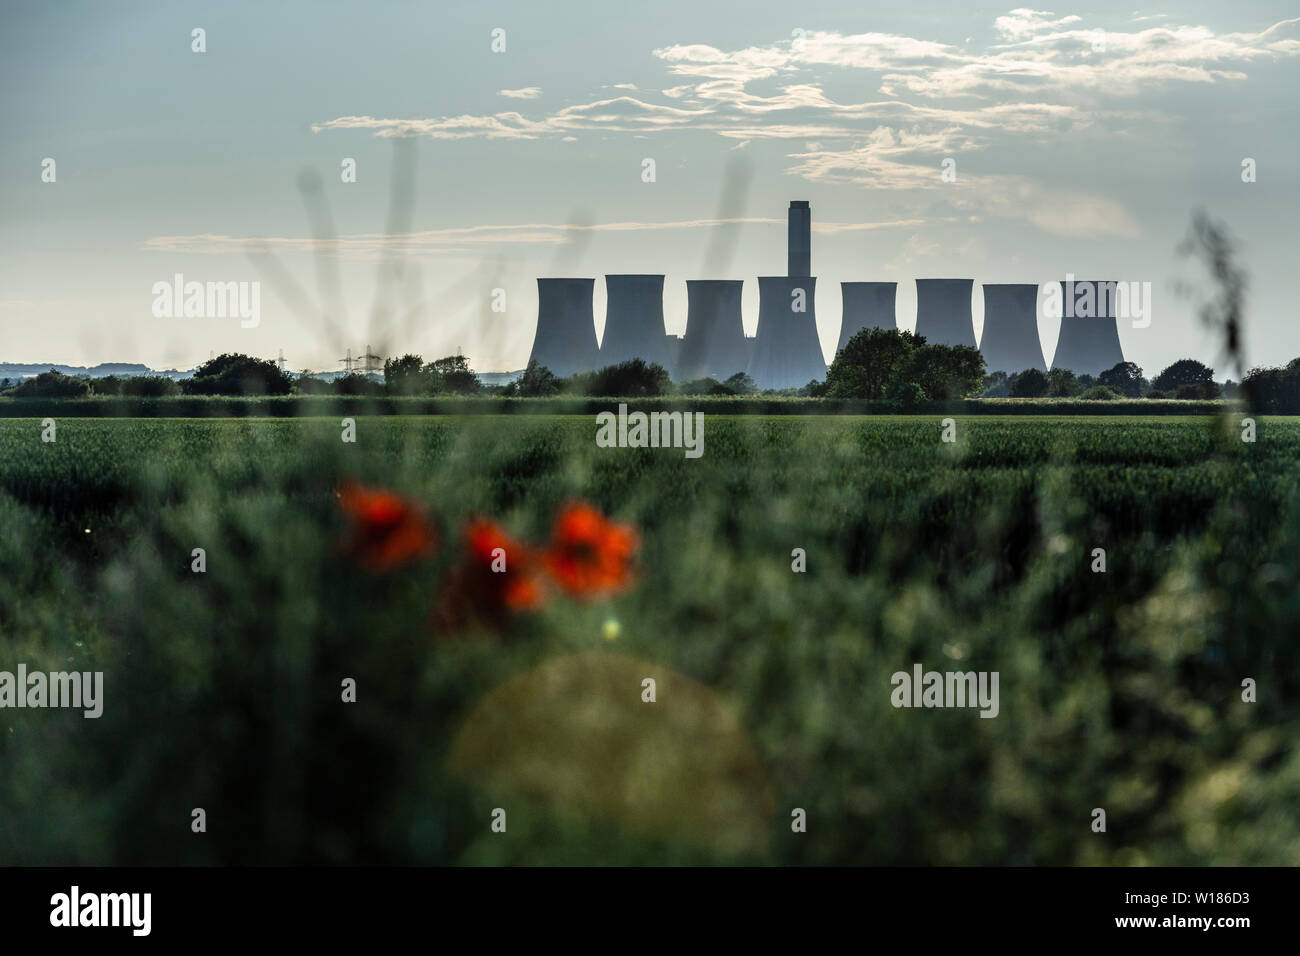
[333,373,384,396]
[93,375,124,396]
[1080,385,1119,400]
[1242,363,1300,414]
[676,377,730,395]
[121,376,180,397]
[1152,359,1214,393]
[887,380,926,411]
[293,374,332,395]
[723,372,757,394]
[10,369,90,398]
[428,354,480,394]
[1010,368,1049,398]
[676,372,759,396]
[982,371,1011,397]
[825,328,925,399]
[903,344,986,400]
[384,354,433,395]
[1046,367,1083,397]
[584,359,670,397]
[91,374,177,397]
[1098,361,1144,398]
[183,353,292,395]
[1175,382,1221,399]
[513,360,560,397]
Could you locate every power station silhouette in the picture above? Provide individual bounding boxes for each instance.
[526,201,1126,387]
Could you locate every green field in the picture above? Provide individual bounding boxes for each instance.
[2,415,1298,864]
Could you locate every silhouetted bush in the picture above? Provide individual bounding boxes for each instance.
[1175,381,1222,400]
[9,370,90,398]
[1098,361,1145,398]
[579,359,671,397]
[121,376,181,397]
[1010,368,1049,398]
[1152,359,1215,393]
[1080,385,1119,400]
[1242,360,1300,413]
[826,329,983,400]
[333,373,385,396]
[293,375,334,395]
[182,354,292,396]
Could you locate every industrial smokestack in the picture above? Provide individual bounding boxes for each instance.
[837,282,897,352]
[748,276,827,389]
[676,280,748,382]
[528,278,600,377]
[1051,280,1126,376]
[600,274,670,369]
[980,284,1046,373]
[914,279,976,348]
[788,201,810,278]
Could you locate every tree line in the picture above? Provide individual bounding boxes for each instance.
[5,342,1300,412]
[985,358,1227,400]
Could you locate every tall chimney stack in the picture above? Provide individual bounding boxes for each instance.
[788,201,810,278]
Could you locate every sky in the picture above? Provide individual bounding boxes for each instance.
[1,0,1297,375]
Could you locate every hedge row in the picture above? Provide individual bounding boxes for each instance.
[0,395,1240,417]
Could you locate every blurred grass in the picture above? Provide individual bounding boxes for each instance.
[0,414,1297,864]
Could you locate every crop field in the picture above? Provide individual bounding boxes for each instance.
[1,415,1298,865]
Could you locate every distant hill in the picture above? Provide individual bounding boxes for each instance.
[476,370,525,386]
[0,362,195,380]
[0,363,525,386]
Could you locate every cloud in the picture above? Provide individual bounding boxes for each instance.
[785,128,978,190]
[314,19,1299,143]
[993,9,1083,40]
[313,96,714,140]
[307,15,1300,238]
[498,87,542,99]
[788,134,1141,238]
[143,217,927,261]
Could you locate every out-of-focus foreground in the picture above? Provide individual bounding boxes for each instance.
[1,415,1297,864]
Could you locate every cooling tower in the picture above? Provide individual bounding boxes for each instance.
[600,274,671,369]
[528,278,600,377]
[675,280,748,382]
[837,282,898,352]
[748,277,827,390]
[788,201,811,278]
[914,279,976,348]
[980,284,1046,373]
[1050,280,1126,376]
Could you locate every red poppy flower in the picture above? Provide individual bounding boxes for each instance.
[338,480,437,572]
[543,502,638,600]
[464,518,547,611]
[434,519,548,633]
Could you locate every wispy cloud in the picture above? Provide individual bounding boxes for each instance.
[498,87,542,99]
[312,16,1297,145]
[307,13,1300,238]
[993,9,1083,40]
[143,217,928,261]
